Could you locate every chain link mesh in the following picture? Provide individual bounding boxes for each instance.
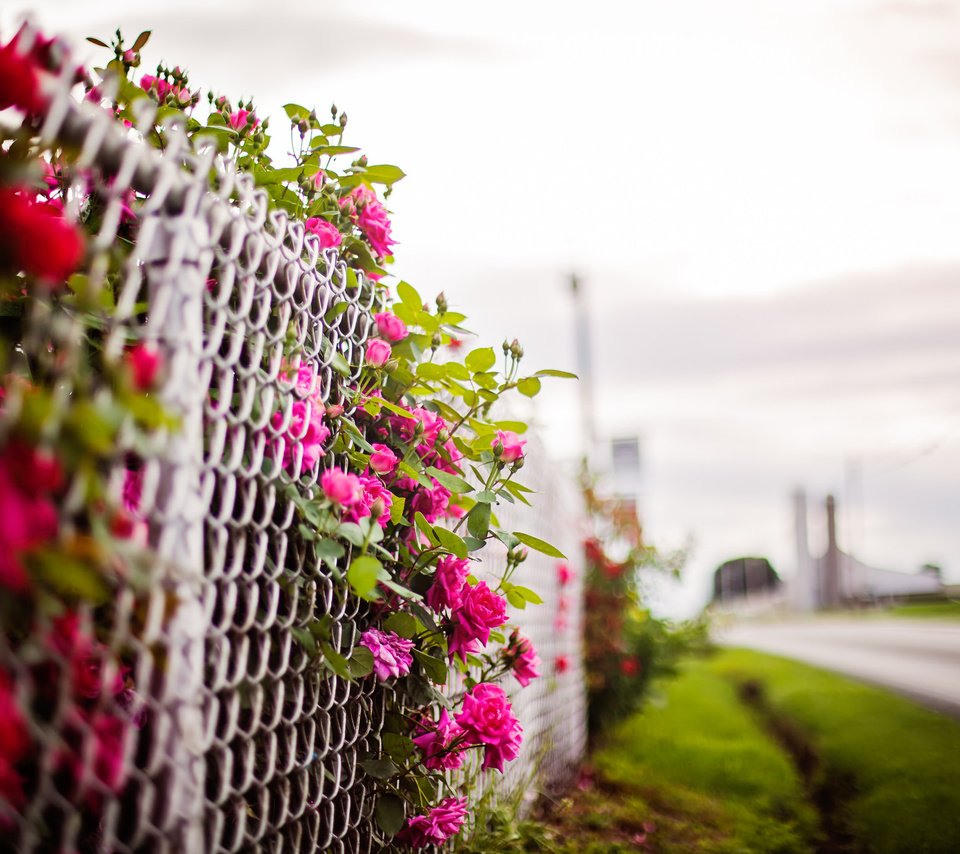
[3,33,585,852]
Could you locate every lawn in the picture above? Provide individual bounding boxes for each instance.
[524,648,960,853]
[714,648,960,854]
[534,658,818,853]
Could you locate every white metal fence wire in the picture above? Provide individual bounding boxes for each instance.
[4,35,585,853]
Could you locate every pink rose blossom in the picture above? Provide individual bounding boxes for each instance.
[368,443,398,475]
[304,217,342,249]
[455,683,523,773]
[426,555,470,613]
[126,342,162,391]
[273,400,330,476]
[343,472,393,529]
[494,429,526,463]
[448,581,507,663]
[556,562,574,586]
[343,185,396,259]
[412,708,466,771]
[506,630,541,688]
[359,628,414,681]
[396,796,468,848]
[373,311,407,342]
[227,109,259,131]
[409,478,451,524]
[555,654,570,674]
[0,444,59,592]
[321,467,363,506]
[365,338,392,368]
[0,669,29,809]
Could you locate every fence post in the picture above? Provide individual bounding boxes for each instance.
[140,174,211,852]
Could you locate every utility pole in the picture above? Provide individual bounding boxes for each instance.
[570,273,596,463]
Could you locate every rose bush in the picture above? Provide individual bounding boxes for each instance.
[0,24,576,850]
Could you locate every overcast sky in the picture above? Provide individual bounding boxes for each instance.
[7,0,960,614]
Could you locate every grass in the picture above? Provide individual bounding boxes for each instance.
[881,599,960,620]
[537,659,818,853]
[714,648,960,854]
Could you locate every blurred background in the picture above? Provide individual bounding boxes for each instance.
[7,0,959,617]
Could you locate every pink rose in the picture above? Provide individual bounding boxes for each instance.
[454,683,523,773]
[0,444,59,592]
[304,217,342,249]
[373,311,407,342]
[368,443,398,475]
[273,400,330,476]
[359,628,414,681]
[126,342,162,391]
[409,478,451,524]
[227,109,259,131]
[506,630,541,688]
[343,472,393,529]
[556,562,573,586]
[555,654,570,674]
[343,185,396,259]
[0,669,29,809]
[365,338,392,368]
[321,468,363,506]
[448,581,507,662]
[426,555,470,613]
[494,429,526,463]
[397,796,468,848]
[412,708,466,771]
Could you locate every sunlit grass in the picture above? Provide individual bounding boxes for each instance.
[714,648,960,854]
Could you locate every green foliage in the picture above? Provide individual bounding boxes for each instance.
[714,648,960,854]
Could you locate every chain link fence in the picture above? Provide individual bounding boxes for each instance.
[2,35,585,853]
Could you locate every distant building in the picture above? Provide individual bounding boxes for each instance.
[791,491,943,610]
[711,557,782,612]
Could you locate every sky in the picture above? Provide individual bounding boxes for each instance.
[6,0,960,615]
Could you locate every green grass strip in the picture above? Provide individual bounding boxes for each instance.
[713,648,960,854]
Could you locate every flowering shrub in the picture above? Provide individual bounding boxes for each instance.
[580,470,700,738]
[0,25,575,849]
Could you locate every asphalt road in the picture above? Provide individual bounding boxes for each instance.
[717,617,960,717]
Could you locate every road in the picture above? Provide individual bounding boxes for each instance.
[716,617,960,717]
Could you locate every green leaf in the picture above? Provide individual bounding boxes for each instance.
[512,585,544,605]
[517,377,540,397]
[413,649,448,684]
[320,641,352,678]
[375,793,407,836]
[494,420,528,434]
[513,531,566,559]
[389,494,407,525]
[464,536,486,552]
[414,512,439,546]
[535,368,578,379]
[291,627,318,656]
[362,164,406,185]
[416,362,447,382]
[347,555,382,599]
[465,347,496,373]
[503,482,532,506]
[311,144,361,155]
[434,527,468,559]
[349,646,374,678]
[467,503,491,541]
[505,587,527,609]
[283,103,310,122]
[382,733,416,763]
[29,549,110,604]
[517,377,542,398]
[425,466,472,494]
[86,36,109,48]
[337,523,366,548]
[314,538,345,569]
[473,490,496,504]
[131,30,152,51]
[384,612,418,638]
[397,281,422,309]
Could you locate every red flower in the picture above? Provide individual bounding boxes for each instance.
[0,188,84,284]
[0,442,59,591]
[0,37,45,114]
[126,342,163,391]
[555,654,570,674]
[0,670,30,809]
[620,657,641,677]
